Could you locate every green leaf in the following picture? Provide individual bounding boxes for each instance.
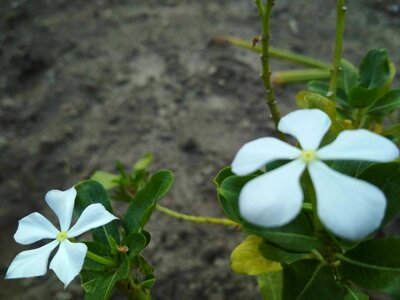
[360,162,400,224]
[75,180,120,245]
[283,261,343,300]
[295,91,336,119]
[307,80,349,109]
[81,255,130,300]
[90,171,119,190]
[84,241,114,271]
[259,241,313,264]
[368,88,400,115]
[123,170,174,234]
[257,271,283,300]
[213,167,235,187]
[339,59,359,94]
[230,235,282,275]
[126,232,147,261]
[359,49,390,90]
[344,285,369,300]
[243,213,320,252]
[330,160,373,178]
[348,86,378,108]
[133,153,153,172]
[339,237,400,292]
[217,174,257,222]
[141,274,156,289]
[382,123,400,145]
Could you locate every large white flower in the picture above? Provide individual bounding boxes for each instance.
[232,109,399,240]
[6,187,118,287]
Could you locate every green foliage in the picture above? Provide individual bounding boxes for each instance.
[243,214,320,252]
[75,180,120,245]
[257,271,283,300]
[216,174,257,223]
[283,261,343,300]
[123,170,174,234]
[259,241,313,264]
[368,89,400,115]
[360,162,400,224]
[344,286,369,300]
[81,255,130,300]
[339,238,400,293]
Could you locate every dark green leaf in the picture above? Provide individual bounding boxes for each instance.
[368,89,400,115]
[307,80,349,109]
[141,274,156,289]
[330,160,373,178]
[259,241,313,264]
[126,232,147,261]
[359,49,390,90]
[348,86,378,108]
[217,174,258,222]
[339,59,359,94]
[81,255,130,300]
[123,170,174,234]
[213,167,235,187]
[257,271,283,300]
[344,285,369,300]
[360,162,400,224]
[75,180,120,245]
[283,260,343,300]
[339,237,400,292]
[84,241,114,271]
[243,213,320,252]
[382,123,400,145]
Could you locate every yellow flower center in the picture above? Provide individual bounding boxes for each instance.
[56,231,68,241]
[300,150,317,163]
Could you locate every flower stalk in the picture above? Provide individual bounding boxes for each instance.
[86,250,115,267]
[156,205,238,227]
[328,0,347,101]
[256,0,286,141]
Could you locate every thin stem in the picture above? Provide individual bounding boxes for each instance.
[258,0,286,141]
[304,172,324,233]
[272,69,330,85]
[212,35,330,69]
[86,250,115,267]
[328,0,347,101]
[156,204,239,227]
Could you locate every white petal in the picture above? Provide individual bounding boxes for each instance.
[14,212,59,245]
[231,137,301,176]
[5,240,59,279]
[67,203,118,238]
[309,161,386,240]
[49,240,87,287]
[317,129,399,162]
[45,187,77,231]
[278,109,331,150]
[239,159,306,227]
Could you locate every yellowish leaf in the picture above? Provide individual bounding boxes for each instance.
[231,235,282,276]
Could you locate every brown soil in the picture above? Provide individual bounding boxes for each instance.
[1,0,399,299]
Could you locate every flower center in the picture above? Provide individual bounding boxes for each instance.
[300,150,317,163]
[56,231,68,241]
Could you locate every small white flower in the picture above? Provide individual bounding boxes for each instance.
[232,109,399,240]
[5,187,118,287]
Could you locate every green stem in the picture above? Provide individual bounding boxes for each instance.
[328,0,347,101]
[86,250,115,267]
[156,204,239,227]
[272,69,330,85]
[118,280,151,300]
[213,35,330,69]
[304,172,324,233]
[258,0,286,141]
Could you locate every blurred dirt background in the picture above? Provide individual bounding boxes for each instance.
[1,0,400,299]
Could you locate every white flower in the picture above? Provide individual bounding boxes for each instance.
[5,187,118,287]
[232,109,399,240]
